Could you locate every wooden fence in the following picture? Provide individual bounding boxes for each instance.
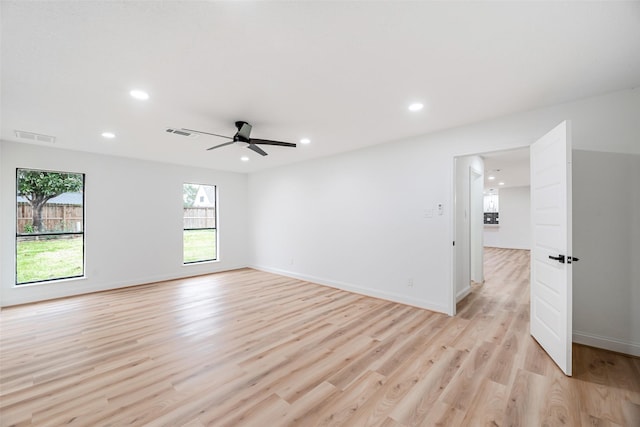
[183,207,216,229]
[17,203,83,233]
[17,204,215,232]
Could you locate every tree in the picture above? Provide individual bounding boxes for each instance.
[17,170,83,232]
[183,184,198,208]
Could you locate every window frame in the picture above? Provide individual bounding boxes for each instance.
[182,183,217,264]
[15,168,86,285]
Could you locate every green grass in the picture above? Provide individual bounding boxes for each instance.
[183,229,217,263]
[16,236,83,284]
[15,230,215,284]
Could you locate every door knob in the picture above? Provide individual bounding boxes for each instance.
[549,254,565,263]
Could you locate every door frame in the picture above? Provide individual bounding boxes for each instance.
[450,145,529,315]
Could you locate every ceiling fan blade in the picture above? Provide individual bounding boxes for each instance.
[237,122,252,141]
[247,144,268,156]
[182,128,233,140]
[207,141,235,151]
[250,138,297,147]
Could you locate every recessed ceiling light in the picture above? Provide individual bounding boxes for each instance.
[499,182,505,186]
[488,176,495,180]
[300,138,311,144]
[130,89,149,100]
[408,103,424,112]
[240,156,250,162]
[101,132,116,139]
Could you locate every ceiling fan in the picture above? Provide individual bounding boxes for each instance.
[170,121,296,156]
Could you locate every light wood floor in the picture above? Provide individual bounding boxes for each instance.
[1,248,639,426]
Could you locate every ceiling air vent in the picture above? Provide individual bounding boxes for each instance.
[166,128,197,138]
[15,130,56,144]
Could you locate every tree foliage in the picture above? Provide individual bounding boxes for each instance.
[17,170,83,232]
[183,184,198,208]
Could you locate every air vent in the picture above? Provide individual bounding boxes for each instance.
[166,128,197,138]
[15,130,56,144]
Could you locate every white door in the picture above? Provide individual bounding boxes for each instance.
[530,121,574,376]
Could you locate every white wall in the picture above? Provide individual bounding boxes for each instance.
[0,141,249,306]
[483,186,531,250]
[0,142,3,309]
[573,150,640,356]
[248,87,640,332]
[248,142,453,313]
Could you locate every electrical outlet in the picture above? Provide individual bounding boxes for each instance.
[290,257,294,265]
[407,278,414,287]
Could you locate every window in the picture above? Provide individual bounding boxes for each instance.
[183,183,217,263]
[16,168,85,284]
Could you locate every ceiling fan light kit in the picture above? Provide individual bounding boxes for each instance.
[175,121,297,157]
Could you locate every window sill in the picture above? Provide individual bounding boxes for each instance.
[182,259,219,267]
[14,275,87,288]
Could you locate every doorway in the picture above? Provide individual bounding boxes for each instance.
[453,146,530,315]
[451,121,574,376]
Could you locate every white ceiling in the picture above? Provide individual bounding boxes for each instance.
[482,147,530,192]
[2,1,640,173]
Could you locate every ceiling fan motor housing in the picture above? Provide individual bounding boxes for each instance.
[235,121,252,142]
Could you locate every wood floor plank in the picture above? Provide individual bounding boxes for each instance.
[420,401,466,427]
[458,378,508,427]
[387,347,467,426]
[502,368,550,427]
[295,369,386,427]
[440,340,497,412]
[1,248,638,426]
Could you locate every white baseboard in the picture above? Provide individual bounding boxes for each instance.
[573,330,640,357]
[251,264,449,315]
[456,286,471,302]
